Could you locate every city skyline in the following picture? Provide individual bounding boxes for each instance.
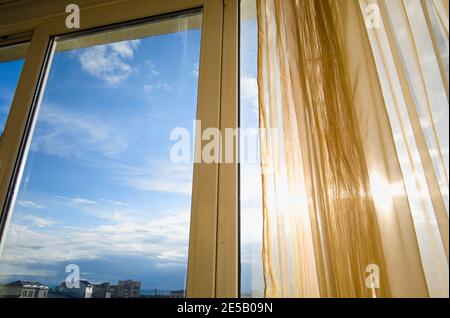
[0,278,183,298]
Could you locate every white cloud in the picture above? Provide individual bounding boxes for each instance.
[240,208,262,244]
[21,215,56,228]
[115,161,193,195]
[191,63,199,77]
[17,200,44,209]
[32,104,129,158]
[78,40,140,84]
[1,224,99,264]
[52,195,100,209]
[56,196,97,206]
[31,104,192,196]
[100,199,130,207]
[0,263,57,280]
[240,163,262,202]
[1,208,190,266]
[241,75,259,120]
[109,40,140,59]
[145,60,160,77]
[160,83,172,91]
[144,84,153,93]
[129,179,192,194]
[143,82,172,93]
[72,198,97,205]
[142,61,173,93]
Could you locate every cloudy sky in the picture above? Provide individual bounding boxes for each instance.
[0,19,201,292]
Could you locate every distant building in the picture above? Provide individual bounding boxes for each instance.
[170,290,185,298]
[0,279,143,298]
[0,281,49,298]
[57,280,93,298]
[92,282,111,298]
[111,280,141,298]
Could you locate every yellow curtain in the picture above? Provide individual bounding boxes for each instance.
[257,0,448,298]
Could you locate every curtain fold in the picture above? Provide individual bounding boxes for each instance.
[423,0,449,100]
[257,0,448,298]
[362,0,449,297]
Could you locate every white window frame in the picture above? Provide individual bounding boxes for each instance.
[0,0,238,298]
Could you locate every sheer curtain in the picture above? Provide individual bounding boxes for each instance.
[257,0,448,298]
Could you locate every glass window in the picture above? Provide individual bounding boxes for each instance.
[0,12,202,298]
[0,42,29,135]
[240,0,264,298]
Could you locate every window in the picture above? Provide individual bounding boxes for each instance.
[1,0,232,299]
[240,0,263,298]
[0,12,202,298]
[0,42,29,136]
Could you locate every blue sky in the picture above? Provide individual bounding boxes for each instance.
[0,59,24,133]
[0,22,201,291]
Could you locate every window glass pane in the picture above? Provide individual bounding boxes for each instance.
[240,0,264,298]
[0,12,201,298]
[0,42,29,135]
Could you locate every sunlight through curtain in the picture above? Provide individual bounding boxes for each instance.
[257,0,448,298]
